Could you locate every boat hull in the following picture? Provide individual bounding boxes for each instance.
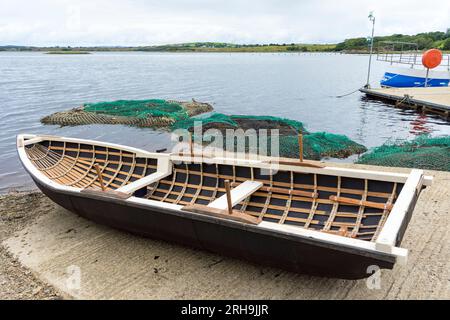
[381,67,450,88]
[33,178,395,280]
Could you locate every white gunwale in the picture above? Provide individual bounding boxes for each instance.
[16,134,433,264]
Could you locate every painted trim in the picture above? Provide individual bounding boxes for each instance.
[375,169,424,253]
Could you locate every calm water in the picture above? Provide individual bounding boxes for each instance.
[1,52,449,193]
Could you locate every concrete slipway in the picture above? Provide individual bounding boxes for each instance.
[1,163,449,300]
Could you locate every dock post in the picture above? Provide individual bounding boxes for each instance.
[366,12,376,87]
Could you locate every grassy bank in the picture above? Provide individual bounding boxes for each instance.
[46,51,91,54]
[136,43,336,52]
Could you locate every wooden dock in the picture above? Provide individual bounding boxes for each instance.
[360,87,450,120]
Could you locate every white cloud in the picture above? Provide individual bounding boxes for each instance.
[0,0,449,46]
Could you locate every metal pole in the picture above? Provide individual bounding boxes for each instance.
[366,13,376,88]
[424,68,430,88]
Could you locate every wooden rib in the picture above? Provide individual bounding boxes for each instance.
[171,167,392,198]
[139,158,148,179]
[175,163,190,204]
[76,157,154,169]
[146,163,162,199]
[190,163,204,204]
[350,179,368,238]
[118,153,136,187]
[279,171,294,224]
[239,167,254,213]
[40,156,76,182]
[103,148,123,189]
[67,146,96,187]
[82,148,110,190]
[27,143,51,161]
[39,143,67,171]
[45,143,81,180]
[209,164,220,204]
[244,200,360,217]
[38,152,79,183]
[161,167,178,202]
[27,146,53,169]
[73,145,98,188]
[372,182,398,241]
[258,169,273,220]
[48,157,83,183]
[304,173,318,229]
[323,176,341,231]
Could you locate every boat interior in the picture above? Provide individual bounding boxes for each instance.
[23,137,406,242]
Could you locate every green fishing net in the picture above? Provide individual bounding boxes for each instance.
[83,99,189,120]
[274,133,367,160]
[356,135,450,171]
[41,99,214,128]
[174,112,366,160]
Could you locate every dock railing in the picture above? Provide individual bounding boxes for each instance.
[376,41,450,71]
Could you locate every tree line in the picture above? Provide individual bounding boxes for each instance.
[334,30,450,51]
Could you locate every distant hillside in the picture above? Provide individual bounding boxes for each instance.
[1,31,449,53]
[335,30,450,52]
[0,42,336,53]
[135,42,336,52]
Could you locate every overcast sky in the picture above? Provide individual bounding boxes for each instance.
[1,0,449,46]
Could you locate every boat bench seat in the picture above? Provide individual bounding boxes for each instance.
[208,180,263,210]
[118,171,171,194]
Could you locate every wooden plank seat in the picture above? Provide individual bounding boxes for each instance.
[208,180,263,210]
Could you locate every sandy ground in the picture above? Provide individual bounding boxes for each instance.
[0,192,61,299]
[1,163,449,300]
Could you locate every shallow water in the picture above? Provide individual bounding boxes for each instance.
[1,52,449,193]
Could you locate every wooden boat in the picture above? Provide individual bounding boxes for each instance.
[17,134,432,279]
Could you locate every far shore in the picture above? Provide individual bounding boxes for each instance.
[46,51,91,55]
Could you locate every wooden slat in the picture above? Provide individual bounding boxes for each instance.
[329,195,394,211]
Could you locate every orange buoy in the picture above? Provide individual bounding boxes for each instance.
[422,49,443,69]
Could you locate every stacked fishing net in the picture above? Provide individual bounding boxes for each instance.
[173,112,366,160]
[276,133,368,160]
[41,99,213,128]
[357,135,450,171]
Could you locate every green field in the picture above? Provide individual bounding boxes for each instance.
[136,42,336,52]
[2,30,449,53]
[46,51,91,54]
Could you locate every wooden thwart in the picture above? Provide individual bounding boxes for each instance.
[329,195,394,211]
[182,204,261,225]
[208,180,263,210]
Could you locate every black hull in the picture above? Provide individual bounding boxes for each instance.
[34,179,395,280]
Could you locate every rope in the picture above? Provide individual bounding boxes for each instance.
[335,88,361,98]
